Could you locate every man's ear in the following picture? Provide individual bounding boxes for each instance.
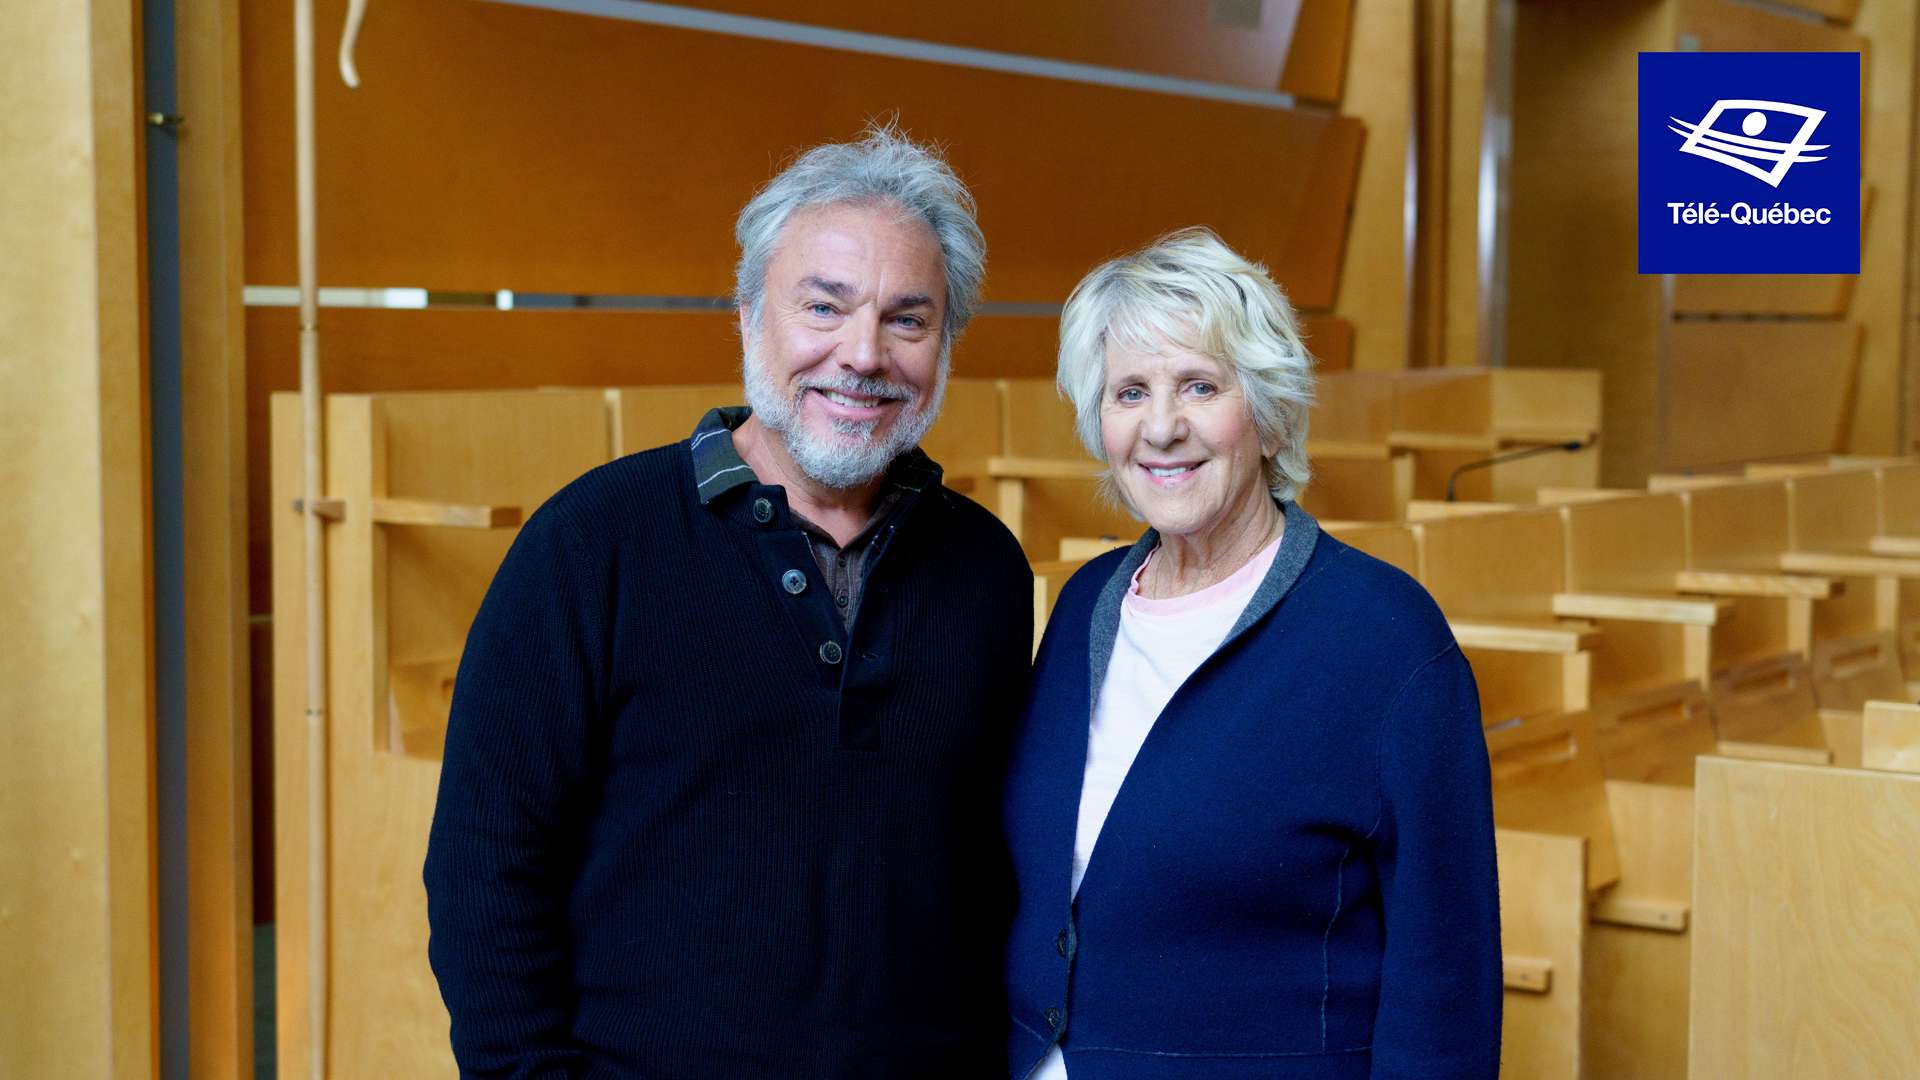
[737,301,754,345]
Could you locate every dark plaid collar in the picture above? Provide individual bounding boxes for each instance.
[689,406,944,505]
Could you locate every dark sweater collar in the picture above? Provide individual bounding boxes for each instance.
[689,406,944,505]
[1088,501,1322,701]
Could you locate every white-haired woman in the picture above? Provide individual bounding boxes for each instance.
[1002,229,1501,1080]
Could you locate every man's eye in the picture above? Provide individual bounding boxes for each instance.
[809,303,836,316]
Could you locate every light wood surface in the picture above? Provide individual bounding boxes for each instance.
[1810,629,1910,713]
[1508,1,1670,487]
[177,0,257,1071]
[1586,780,1695,1080]
[1496,829,1587,1080]
[1788,468,1883,555]
[1690,757,1920,1079]
[1334,0,1413,371]
[1585,681,1717,788]
[1709,652,1831,754]
[1030,558,1091,655]
[1323,521,1419,576]
[274,391,616,1077]
[1407,499,1517,520]
[0,0,156,1075]
[1662,322,1864,471]
[1862,700,1920,774]
[1056,538,1133,562]
[1485,710,1620,889]
[606,383,743,457]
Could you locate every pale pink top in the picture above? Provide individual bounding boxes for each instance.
[1032,533,1282,1080]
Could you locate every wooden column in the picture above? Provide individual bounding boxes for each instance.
[0,0,157,1076]
[178,0,257,1073]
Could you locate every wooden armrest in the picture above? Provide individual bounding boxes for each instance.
[1386,431,1500,452]
[1450,620,1599,653]
[1502,955,1552,993]
[1551,592,1728,625]
[986,456,1105,480]
[1674,569,1837,599]
[1305,439,1400,460]
[1590,894,1689,932]
[290,496,346,520]
[370,498,522,529]
[1780,551,1920,578]
[1387,428,1593,452]
[1870,535,1920,558]
[1716,740,1834,766]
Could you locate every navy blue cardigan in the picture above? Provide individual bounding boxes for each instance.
[1003,504,1502,1079]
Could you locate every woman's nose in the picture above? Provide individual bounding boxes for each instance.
[1141,396,1186,447]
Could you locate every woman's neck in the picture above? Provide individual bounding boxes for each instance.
[1139,493,1285,600]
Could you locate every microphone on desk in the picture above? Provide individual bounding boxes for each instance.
[1445,436,1596,503]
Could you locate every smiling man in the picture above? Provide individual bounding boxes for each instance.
[423,128,1033,1079]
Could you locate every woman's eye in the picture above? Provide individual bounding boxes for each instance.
[1189,382,1217,397]
[1116,388,1145,403]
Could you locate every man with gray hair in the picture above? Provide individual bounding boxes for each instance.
[424,126,1032,1078]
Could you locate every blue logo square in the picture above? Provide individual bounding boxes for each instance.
[1639,51,1860,274]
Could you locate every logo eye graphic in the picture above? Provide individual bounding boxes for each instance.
[1669,99,1829,188]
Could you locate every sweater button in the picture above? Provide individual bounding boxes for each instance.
[1054,929,1070,957]
[1045,1007,1062,1030]
[752,498,774,524]
[781,569,807,595]
[818,641,843,665]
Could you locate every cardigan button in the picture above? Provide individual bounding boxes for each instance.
[1054,929,1070,957]
[781,569,807,595]
[752,498,774,524]
[1045,1007,1063,1030]
[819,641,843,665]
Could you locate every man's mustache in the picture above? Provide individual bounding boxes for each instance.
[794,372,918,408]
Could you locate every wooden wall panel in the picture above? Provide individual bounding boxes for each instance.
[669,0,1315,93]
[1334,0,1413,371]
[177,0,256,1075]
[1280,0,1359,102]
[1845,0,1918,456]
[1691,757,1920,1079]
[1444,0,1489,369]
[241,0,1361,304]
[1661,322,1863,471]
[1508,0,1673,488]
[0,0,155,1074]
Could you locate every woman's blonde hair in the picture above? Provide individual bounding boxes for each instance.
[1056,227,1315,502]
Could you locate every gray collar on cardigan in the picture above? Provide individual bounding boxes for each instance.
[1087,500,1323,704]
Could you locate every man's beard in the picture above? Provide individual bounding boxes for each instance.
[741,339,948,491]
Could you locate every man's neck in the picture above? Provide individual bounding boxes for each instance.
[731,414,885,547]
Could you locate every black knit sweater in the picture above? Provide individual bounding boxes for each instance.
[423,439,1033,1079]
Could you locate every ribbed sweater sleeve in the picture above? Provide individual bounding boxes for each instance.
[1369,645,1503,1080]
[425,500,609,1080]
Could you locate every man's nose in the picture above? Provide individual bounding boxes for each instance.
[838,306,887,374]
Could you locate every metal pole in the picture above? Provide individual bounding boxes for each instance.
[293,0,329,1074]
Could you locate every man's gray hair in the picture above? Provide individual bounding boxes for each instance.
[734,124,986,350]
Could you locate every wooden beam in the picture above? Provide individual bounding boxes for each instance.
[369,498,522,529]
[1502,955,1553,993]
[985,456,1106,480]
[1782,551,1920,578]
[1552,592,1728,625]
[1450,620,1598,653]
[1674,570,1836,600]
